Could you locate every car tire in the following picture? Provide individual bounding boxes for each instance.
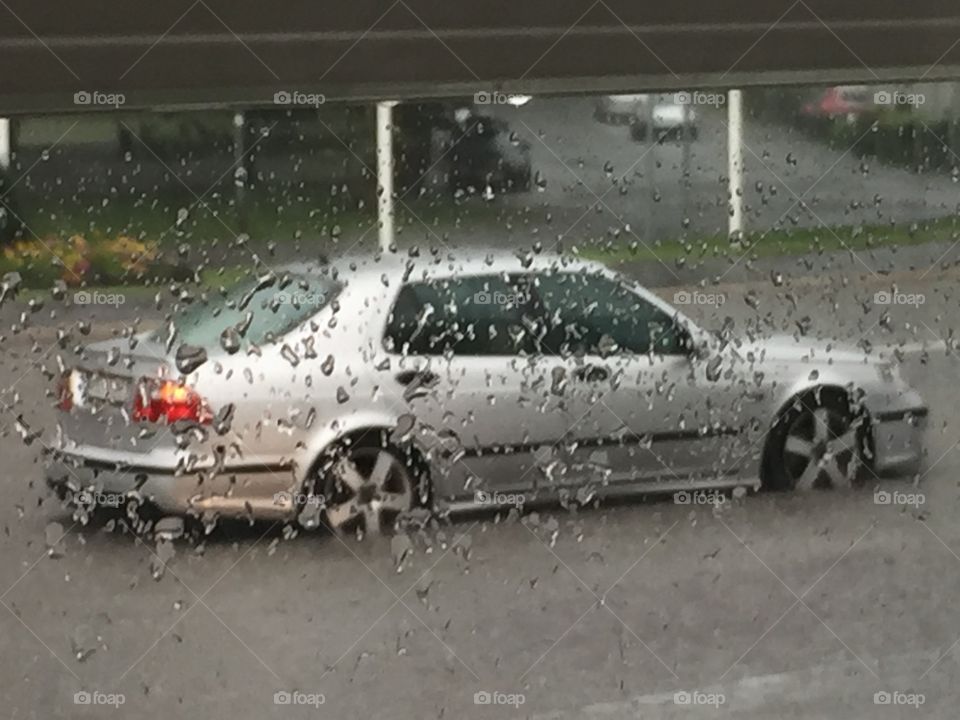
[763,391,868,492]
[316,433,423,537]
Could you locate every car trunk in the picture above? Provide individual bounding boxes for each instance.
[59,337,173,454]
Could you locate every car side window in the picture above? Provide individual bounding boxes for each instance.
[383,275,536,356]
[531,272,686,356]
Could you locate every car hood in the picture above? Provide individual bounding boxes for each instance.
[731,335,872,366]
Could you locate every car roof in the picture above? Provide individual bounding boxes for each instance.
[276,250,608,283]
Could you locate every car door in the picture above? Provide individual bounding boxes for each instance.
[529,270,754,490]
[382,273,571,505]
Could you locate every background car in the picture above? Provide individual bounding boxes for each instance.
[448,107,533,194]
[800,85,875,122]
[630,93,698,141]
[594,94,647,124]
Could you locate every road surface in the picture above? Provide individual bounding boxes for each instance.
[1,266,959,719]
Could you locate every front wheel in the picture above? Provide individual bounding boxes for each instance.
[764,396,868,491]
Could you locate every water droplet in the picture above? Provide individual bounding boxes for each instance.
[534,171,547,192]
[219,326,241,355]
[705,356,723,382]
[281,344,300,367]
[45,521,66,557]
[321,355,335,376]
[175,344,208,374]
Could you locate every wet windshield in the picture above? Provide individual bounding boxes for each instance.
[0,31,956,720]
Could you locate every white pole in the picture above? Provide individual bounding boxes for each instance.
[680,101,692,226]
[232,111,247,232]
[376,101,397,253]
[727,89,744,240]
[0,118,10,171]
[642,94,656,242]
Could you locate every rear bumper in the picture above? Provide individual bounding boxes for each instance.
[45,452,298,520]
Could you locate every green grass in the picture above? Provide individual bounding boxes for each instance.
[18,213,955,300]
[576,215,960,265]
[5,191,509,293]
[18,190,507,254]
[10,184,960,295]
[20,194,375,249]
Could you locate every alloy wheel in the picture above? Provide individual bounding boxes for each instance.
[782,406,862,490]
[323,447,414,536]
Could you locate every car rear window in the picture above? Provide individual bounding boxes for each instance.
[156,274,340,348]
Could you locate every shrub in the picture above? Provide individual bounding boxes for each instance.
[1,234,190,288]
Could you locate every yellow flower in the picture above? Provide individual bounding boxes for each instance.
[102,235,155,271]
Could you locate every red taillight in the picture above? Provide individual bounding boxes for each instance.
[133,379,211,424]
[57,372,73,411]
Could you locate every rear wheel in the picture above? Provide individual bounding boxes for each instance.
[320,440,417,537]
[765,394,867,491]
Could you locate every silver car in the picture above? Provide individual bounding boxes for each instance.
[46,252,926,534]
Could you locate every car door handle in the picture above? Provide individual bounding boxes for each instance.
[395,370,438,387]
[574,365,610,382]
